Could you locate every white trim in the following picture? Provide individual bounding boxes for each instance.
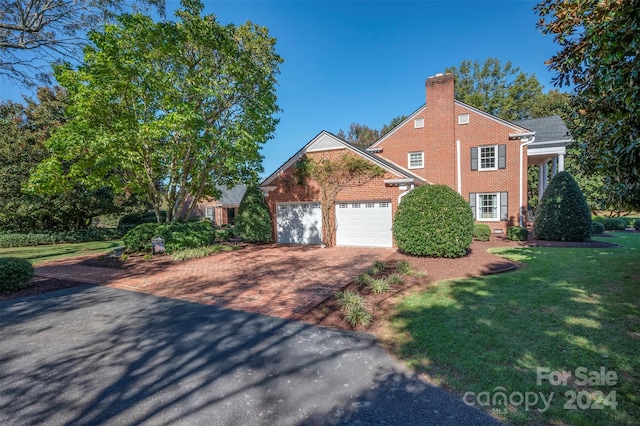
[475,192,501,222]
[456,101,529,132]
[479,145,498,171]
[407,151,424,169]
[519,136,535,226]
[456,140,462,194]
[528,139,572,146]
[384,178,414,185]
[528,146,567,156]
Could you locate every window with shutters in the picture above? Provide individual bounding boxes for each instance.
[470,192,508,221]
[480,145,497,170]
[471,145,506,171]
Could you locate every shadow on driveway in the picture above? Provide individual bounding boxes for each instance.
[0,286,500,425]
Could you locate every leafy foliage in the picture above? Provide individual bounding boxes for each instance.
[393,185,474,257]
[603,218,626,231]
[335,290,372,327]
[123,222,217,253]
[118,210,167,230]
[0,257,34,293]
[335,115,408,148]
[473,224,491,241]
[536,0,640,210]
[533,172,592,241]
[235,183,273,243]
[0,228,122,248]
[445,58,544,121]
[395,260,412,276]
[507,226,529,242]
[306,153,384,246]
[592,221,605,235]
[28,1,282,223]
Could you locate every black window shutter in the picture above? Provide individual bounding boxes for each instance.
[471,147,478,171]
[500,192,508,221]
[469,193,476,219]
[498,145,506,169]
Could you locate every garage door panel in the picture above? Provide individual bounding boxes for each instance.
[335,202,392,247]
[277,203,321,245]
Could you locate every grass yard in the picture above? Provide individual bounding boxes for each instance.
[387,233,639,425]
[0,240,123,265]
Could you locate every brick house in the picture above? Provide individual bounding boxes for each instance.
[260,73,571,247]
[195,184,246,226]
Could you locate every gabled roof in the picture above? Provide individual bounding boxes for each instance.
[216,184,246,206]
[260,130,426,187]
[368,105,425,149]
[513,115,572,146]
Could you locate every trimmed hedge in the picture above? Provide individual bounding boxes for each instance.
[393,184,474,257]
[234,183,273,243]
[592,221,605,234]
[0,228,123,248]
[118,210,167,230]
[507,226,529,241]
[533,171,592,241]
[473,224,491,241]
[0,257,34,293]
[603,218,626,231]
[123,222,218,253]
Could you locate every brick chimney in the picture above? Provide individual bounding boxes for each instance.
[424,73,456,186]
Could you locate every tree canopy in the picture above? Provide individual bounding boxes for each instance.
[0,0,165,86]
[445,58,545,121]
[536,0,640,209]
[27,0,282,223]
[336,115,408,149]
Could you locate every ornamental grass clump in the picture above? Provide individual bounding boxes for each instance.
[393,184,474,257]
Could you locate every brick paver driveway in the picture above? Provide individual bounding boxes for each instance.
[36,245,393,319]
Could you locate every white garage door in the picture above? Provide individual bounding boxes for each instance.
[276,202,322,244]
[335,201,392,247]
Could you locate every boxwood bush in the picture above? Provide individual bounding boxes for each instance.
[603,218,626,231]
[0,228,123,248]
[533,171,592,241]
[0,257,34,293]
[592,221,605,234]
[118,210,167,231]
[507,226,529,241]
[393,184,474,257]
[123,222,218,253]
[473,224,491,241]
[234,183,273,243]
[635,220,640,231]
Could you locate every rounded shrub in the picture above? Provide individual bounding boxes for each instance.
[603,218,626,231]
[533,171,592,241]
[592,221,605,234]
[0,257,34,293]
[235,183,273,243]
[393,184,474,257]
[507,226,529,241]
[473,224,491,241]
[635,220,640,231]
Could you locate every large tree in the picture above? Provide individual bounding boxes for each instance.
[28,0,282,223]
[536,0,640,209]
[0,87,125,231]
[336,115,408,148]
[0,0,165,86]
[445,58,545,121]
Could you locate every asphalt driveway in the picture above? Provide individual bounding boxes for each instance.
[0,286,500,425]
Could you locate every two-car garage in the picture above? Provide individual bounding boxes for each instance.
[275,201,392,248]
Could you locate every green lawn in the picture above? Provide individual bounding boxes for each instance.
[388,233,639,425]
[0,240,123,265]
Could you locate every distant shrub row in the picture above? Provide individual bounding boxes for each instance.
[123,222,235,253]
[0,228,123,248]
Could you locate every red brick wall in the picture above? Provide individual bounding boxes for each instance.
[375,73,527,232]
[264,149,408,245]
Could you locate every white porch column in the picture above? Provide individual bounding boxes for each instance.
[538,162,546,200]
[558,154,565,172]
[551,157,558,178]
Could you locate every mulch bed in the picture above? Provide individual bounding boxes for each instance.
[1,233,625,306]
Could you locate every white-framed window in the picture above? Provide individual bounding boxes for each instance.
[458,113,470,125]
[338,203,348,209]
[408,151,424,169]
[470,192,507,221]
[379,202,390,208]
[365,202,375,208]
[479,145,497,171]
[352,203,361,208]
[205,207,214,219]
[414,117,424,128]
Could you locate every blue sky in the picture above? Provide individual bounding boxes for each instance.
[1,0,563,178]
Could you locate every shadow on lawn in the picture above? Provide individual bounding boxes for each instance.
[0,286,499,425]
[388,242,640,425]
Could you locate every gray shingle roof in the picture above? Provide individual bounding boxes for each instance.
[513,115,572,144]
[216,184,246,206]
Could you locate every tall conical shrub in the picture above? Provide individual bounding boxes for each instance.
[235,183,273,243]
[533,171,592,241]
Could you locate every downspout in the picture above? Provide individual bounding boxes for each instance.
[456,140,462,194]
[519,136,536,227]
